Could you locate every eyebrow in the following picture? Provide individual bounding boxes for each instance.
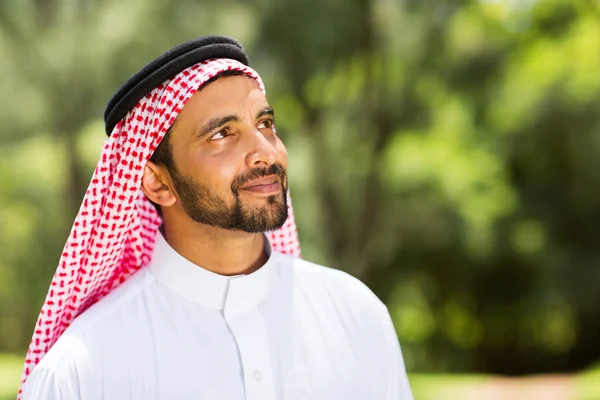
[195,106,275,141]
[257,107,275,120]
[196,114,241,140]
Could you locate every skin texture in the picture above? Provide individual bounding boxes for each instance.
[140,75,289,276]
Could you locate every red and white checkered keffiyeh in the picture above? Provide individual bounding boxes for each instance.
[19,58,301,395]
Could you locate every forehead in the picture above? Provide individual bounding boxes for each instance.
[179,75,267,121]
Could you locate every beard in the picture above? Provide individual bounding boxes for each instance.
[170,162,289,233]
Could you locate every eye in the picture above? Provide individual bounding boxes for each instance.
[257,119,274,129]
[210,128,232,141]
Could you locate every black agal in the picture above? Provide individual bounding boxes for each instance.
[103,35,249,136]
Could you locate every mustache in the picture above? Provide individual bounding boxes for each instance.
[231,163,287,193]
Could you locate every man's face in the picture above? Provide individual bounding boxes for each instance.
[163,75,288,233]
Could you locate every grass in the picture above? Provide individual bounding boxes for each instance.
[1,353,598,400]
[407,369,600,400]
[0,354,22,400]
[409,373,493,399]
[574,364,600,400]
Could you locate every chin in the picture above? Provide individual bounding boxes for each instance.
[240,205,288,233]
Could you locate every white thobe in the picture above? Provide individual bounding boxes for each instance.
[22,233,413,400]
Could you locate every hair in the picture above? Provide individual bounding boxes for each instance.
[148,69,251,213]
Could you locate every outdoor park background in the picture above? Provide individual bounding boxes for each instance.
[1,0,600,398]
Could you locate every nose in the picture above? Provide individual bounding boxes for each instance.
[245,130,278,168]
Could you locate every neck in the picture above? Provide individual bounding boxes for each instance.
[161,218,268,276]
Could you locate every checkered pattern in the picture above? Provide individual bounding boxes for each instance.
[18,58,301,396]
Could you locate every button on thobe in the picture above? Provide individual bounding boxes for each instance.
[223,275,276,400]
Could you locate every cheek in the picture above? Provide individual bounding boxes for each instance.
[276,140,288,169]
[199,155,241,190]
[178,145,240,194]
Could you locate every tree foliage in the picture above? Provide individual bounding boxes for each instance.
[1,0,599,374]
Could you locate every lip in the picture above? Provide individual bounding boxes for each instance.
[240,175,281,194]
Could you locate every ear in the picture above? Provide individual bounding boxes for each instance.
[141,160,177,208]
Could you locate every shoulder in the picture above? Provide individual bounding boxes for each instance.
[61,267,153,341]
[21,367,65,400]
[25,268,152,380]
[275,252,389,320]
[21,329,91,399]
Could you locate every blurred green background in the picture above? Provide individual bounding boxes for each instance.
[1,0,600,398]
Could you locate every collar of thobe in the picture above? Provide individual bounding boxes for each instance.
[148,232,278,313]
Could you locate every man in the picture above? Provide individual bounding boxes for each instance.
[20,36,413,399]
